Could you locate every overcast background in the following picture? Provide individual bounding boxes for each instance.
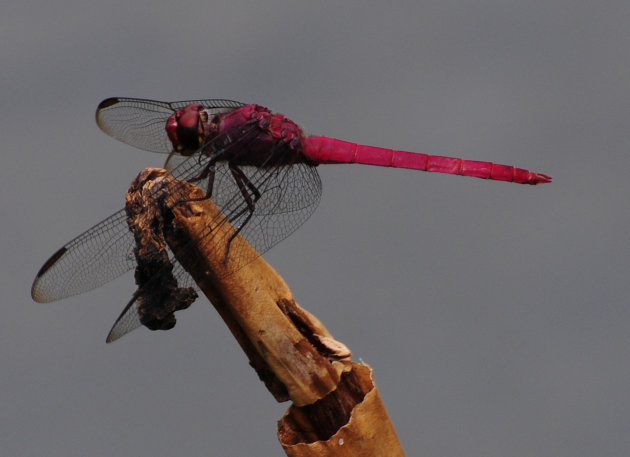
[2,1,629,456]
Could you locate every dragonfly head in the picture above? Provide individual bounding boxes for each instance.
[165,104,209,156]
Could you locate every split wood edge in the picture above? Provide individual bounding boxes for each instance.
[128,168,405,456]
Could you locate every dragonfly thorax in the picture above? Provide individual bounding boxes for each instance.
[166,103,310,167]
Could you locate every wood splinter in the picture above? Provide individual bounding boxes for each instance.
[127,168,405,456]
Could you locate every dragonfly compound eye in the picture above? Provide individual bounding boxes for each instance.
[176,110,200,150]
[165,104,207,155]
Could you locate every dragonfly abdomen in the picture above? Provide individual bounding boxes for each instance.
[302,136,551,184]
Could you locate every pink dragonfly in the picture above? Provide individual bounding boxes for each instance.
[31,97,551,342]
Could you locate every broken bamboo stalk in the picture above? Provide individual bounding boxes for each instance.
[127,168,405,456]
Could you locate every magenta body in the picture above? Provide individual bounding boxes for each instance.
[302,136,551,184]
[167,104,551,184]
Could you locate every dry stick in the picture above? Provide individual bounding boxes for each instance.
[128,168,405,457]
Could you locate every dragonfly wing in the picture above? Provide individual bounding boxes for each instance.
[234,162,322,252]
[106,257,198,343]
[31,209,136,302]
[95,97,245,153]
[105,295,143,343]
[184,160,323,275]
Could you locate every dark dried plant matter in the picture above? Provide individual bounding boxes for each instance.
[124,168,197,333]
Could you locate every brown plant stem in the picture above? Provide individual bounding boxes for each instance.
[127,168,405,456]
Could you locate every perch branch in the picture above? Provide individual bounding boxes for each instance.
[127,168,405,456]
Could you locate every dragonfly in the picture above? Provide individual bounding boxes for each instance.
[31,97,551,342]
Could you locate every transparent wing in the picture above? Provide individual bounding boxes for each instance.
[31,120,254,303]
[95,97,245,153]
[31,209,134,303]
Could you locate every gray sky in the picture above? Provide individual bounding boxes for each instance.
[2,1,629,456]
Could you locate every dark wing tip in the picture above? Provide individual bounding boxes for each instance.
[34,246,67,279]
[95,98,121,126]
[97,97,121,111]
[31,246,68,302]
[105,295,140,343]
[105,330,118,344]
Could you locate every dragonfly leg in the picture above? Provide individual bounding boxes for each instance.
[224,164,261,263]
[186,162,217,199]
[172,159,217,208]
[173,120,261,204]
